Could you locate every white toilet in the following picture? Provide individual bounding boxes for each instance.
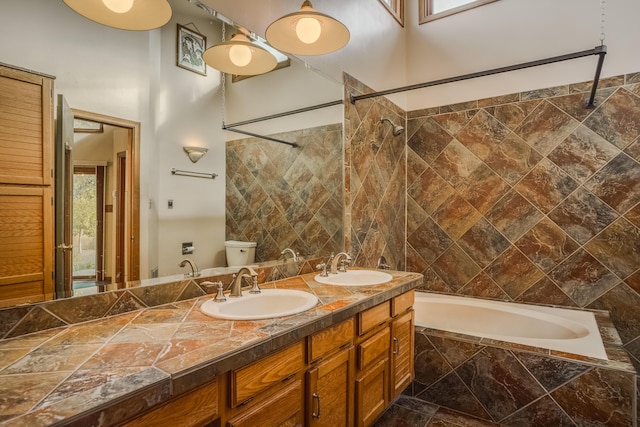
[225,240,257,267]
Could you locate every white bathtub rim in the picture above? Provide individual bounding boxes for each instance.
[414,292,608,361]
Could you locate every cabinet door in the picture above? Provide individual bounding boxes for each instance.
[227,378,303,427]
[0,186,54,307]
[0,65,53,186]
[306,346,354,427]
[355,357,389,427]
[390,310,414,399]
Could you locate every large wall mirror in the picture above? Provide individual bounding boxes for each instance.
[0,0,344,308]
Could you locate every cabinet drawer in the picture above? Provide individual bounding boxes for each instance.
[227,378,303,427]
[357,327,390,370]
[308,317,354,363]
[122,379,218,427]
[391,290,414,317]
[358,301,390,336]
[230,341,304,407]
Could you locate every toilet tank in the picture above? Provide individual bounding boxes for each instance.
[225,240,257,267]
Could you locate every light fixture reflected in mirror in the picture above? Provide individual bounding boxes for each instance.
[183,146,208,163]
[266,0,350,55]
[62,0,172,31]
[203,31,278,76]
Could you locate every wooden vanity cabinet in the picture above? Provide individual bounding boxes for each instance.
[306,318,355,427]
[390,308,414,399]
[122,289,415,427]
[355,300,391,427]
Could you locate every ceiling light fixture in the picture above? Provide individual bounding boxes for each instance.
[183,146,208,163]
[203,31,277,76]
[265,0,350,56]
[62,0,172,31]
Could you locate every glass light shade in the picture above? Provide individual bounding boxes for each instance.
[229,44,252,67]
[63,0,171,30]
[203,33,278,76]
[102,0,133,14]
[295,17,322,44]
[266,0,350,55]
[183,147,208,163]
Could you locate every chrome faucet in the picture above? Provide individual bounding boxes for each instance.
[179,258,200,278]
[377,255,391,270]
[330,252,352,274]
[280,247,299,262]
[227,266,259,297]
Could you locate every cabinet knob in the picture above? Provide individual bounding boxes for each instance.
[393,337,400,355]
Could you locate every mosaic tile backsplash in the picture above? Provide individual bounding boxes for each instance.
[226,124,344,262]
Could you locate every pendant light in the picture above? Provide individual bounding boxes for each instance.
[203,31,277,76]
[63,0,172,31]
[266,0,349,55]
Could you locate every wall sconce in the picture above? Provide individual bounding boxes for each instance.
[62,0,172,31]
[203,30,277,76]
[266,0,350,55]
[183,146,208,163]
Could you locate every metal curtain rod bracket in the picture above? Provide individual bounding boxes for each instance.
[350,45,607,109]
[171,168,218,179]
[222,125,298,148]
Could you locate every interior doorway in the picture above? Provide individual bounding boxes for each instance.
[69,110,140,291]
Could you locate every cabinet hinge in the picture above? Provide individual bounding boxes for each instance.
[51,169,54,178]
[51,196,54,205]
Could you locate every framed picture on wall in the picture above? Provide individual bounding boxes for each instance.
[177,24,207,76]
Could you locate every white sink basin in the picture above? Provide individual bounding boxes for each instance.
[315,270,393,286]
[200,289,318,320]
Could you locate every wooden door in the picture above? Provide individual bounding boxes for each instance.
[55,94,74,297]
[306,346,354,427]
[0,64,54,307]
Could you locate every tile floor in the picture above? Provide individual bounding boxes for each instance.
[374,395,501,427]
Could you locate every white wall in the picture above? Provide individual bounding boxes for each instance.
[204,0,640,111]
[403,0,640,110]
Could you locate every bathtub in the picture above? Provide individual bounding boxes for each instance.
[414,292,608,360]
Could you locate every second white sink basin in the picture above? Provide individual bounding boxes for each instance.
[315,270,393,286]
[201,289,318,320]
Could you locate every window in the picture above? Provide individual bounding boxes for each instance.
[419,0,498,24]
[378,0,404,27]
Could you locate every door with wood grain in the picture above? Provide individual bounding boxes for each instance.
[0,64,55,307]
[55,94,74,298]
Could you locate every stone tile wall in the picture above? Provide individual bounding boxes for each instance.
[344,74,407,270]
[406,74,640,380]
[226,124,344,262]
[410,323,636,426]
[344,71,640,424]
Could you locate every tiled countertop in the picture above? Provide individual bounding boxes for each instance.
[0,270,422,427]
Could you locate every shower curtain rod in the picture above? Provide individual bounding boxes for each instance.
[222,99,344,148]
[222,125,299,147]
[349,45,607,109]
